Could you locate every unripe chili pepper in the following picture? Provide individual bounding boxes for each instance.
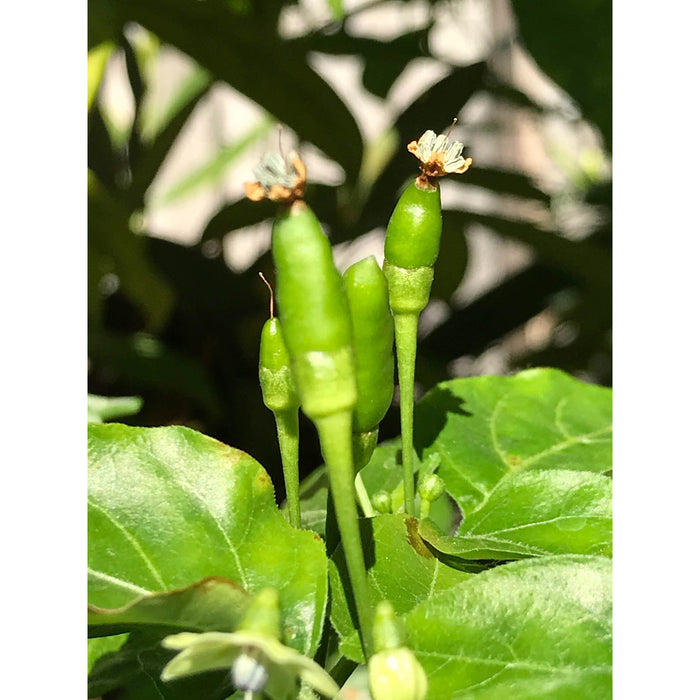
[343,256,395,472]
[384,124,472,516]
[272,202,357,419]
[258,274,301,528]
[246,151,374,658]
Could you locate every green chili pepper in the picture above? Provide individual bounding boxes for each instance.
[343,256,395,472]
[259,282,301,529]
[269,195,374,659]
[272,201,357,419]
[384,127,472,516]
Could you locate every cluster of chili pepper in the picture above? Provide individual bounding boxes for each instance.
[250,126,472,685]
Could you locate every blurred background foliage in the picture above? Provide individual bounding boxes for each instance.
[88,0,611,494]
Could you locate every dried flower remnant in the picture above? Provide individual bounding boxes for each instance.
[408,126,473,187]
[244,151,306,203]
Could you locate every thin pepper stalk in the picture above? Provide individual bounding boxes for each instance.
[383,124,472,515]
[258,273,301,528]
[245,152,375,659]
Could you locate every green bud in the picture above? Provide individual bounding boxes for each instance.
[343,256,395,434]
[369,647,428,700]
[418,474,445,503]
[418,473,446,519]
[272,201,357,420]
[238,588,281,639]
[259,317,300,413]
[384,181,442,270]
[372,490,393,514]
[372,600,405,651]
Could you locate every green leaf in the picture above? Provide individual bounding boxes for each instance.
[414,369,612,518]
[294,465,329,537]
[88,393,143,423]
[405,555,611,699]
[89,577,250,637]
[330,514,472,662]
[88,424,328,655]
[326,0,344,21]
[119,0,363,181]
[88,41,115,109]
[88,633,128,673]
[88,630,234,700]
[419,470,611,565]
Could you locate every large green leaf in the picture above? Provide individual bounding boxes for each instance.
[419,470,611,565]
[329,514,472,662]
[89,577,250,637]
[88,424,328,656]
[406,555,611,699]
[414,369,612,518]
[118,0,363,181]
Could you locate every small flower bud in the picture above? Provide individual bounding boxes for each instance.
[418,474,445,503]
[369,647,428,700]
[372,490,393,514]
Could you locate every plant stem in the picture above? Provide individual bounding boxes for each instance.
[394,312,418,516]
[275,408,300,529]
[354,473,375,518]
[316,411,374,659]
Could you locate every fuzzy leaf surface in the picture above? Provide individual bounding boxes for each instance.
[414,368,612,518]
[88,424,327,655]
[406,555,611,699]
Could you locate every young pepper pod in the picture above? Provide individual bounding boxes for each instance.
[343,256,395,472]
[247,152,374,658]
[259,306,302,529]
[272,201,357,420]
[384,126,472,516]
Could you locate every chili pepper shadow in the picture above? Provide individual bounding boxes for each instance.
[414,385,472,459]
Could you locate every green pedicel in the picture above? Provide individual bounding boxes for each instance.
[384,125,472,517]
[343,256,395,473]
[384,179,442,516]
[259,315,301,529]
[271,200,374,658]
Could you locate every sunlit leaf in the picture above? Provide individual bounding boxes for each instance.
[88,424,328,655]
[407,556,611,699]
